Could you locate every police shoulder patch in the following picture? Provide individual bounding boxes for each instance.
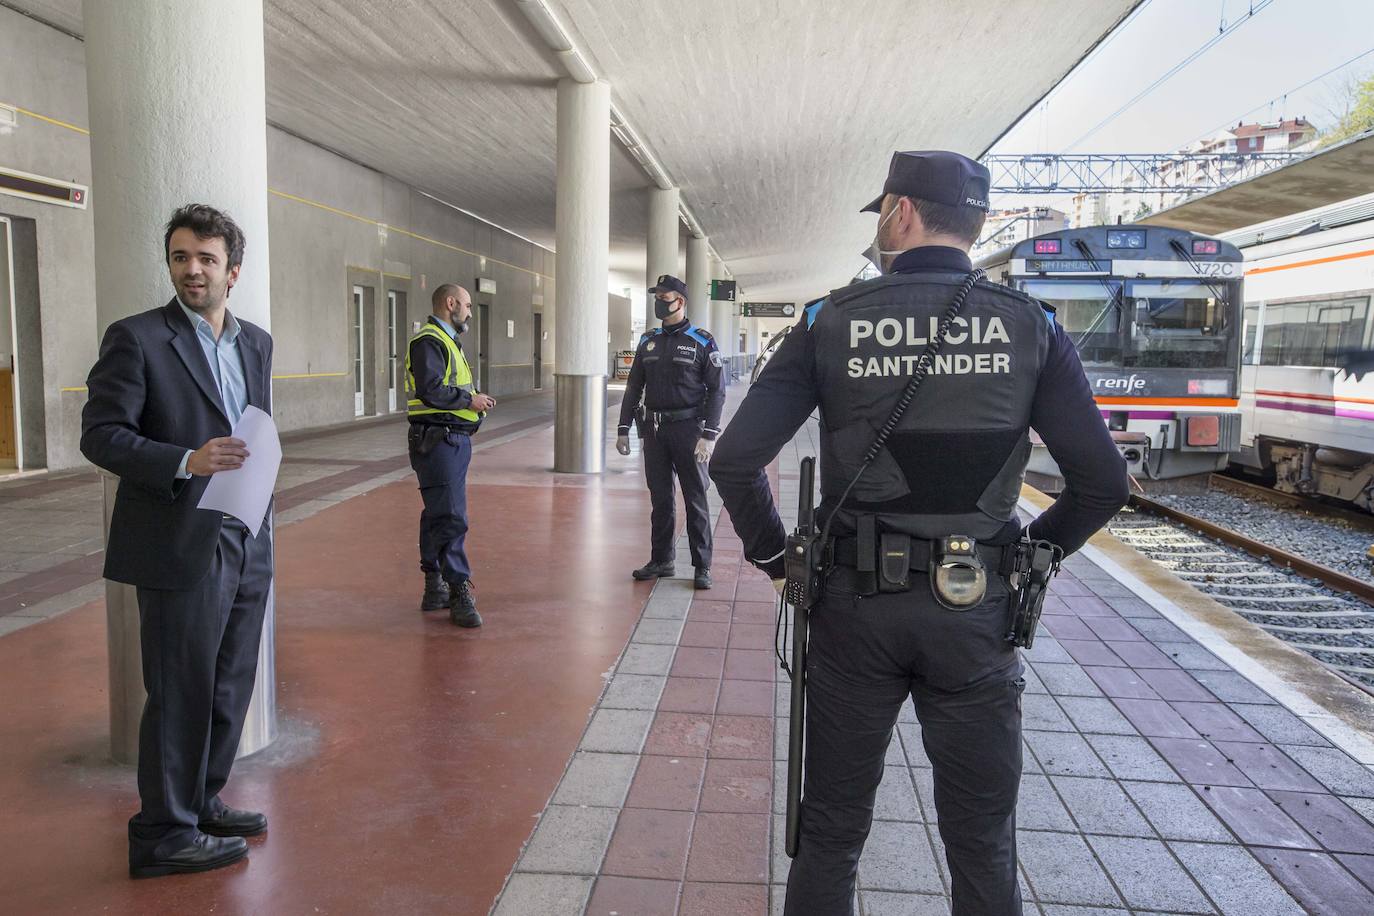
[709,350,725,368]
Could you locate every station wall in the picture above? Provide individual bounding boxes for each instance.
[0,5,556,470]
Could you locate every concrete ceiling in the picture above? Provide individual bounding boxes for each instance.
[12,0,1139,301]
[1141,131,1374,236]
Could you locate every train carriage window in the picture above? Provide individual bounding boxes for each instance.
[1258,295,1369,368]
[1243,303,1260,364]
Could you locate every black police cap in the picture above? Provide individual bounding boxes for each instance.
[651,274,688,298]
[860,150,991,214]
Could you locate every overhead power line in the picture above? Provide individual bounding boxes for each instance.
[1179,43,1374,150]
[1066,0,1276,151]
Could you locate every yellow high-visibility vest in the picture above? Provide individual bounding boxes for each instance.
[405,323,482,422]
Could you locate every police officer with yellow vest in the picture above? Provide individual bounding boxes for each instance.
[710,152,1129,915]
[406,283,494,628]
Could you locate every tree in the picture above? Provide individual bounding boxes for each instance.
[1319,71,1374,148]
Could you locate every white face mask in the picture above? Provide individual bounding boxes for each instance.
[865,205,906,275]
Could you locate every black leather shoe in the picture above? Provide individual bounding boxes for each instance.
[421,571,450,611]
[694,568,712,590]
[199,806,268,837]
[632,560,675,581]
[449,579,483,628]
[130,834,248,878]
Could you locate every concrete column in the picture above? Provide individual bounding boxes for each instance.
[84,0,275,763]
[645,187,680,327]
[553,78,611,473]
[685,235,711,336]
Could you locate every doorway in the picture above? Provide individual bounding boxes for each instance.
[386,289,405,412]
[532,311,543,390]
[351,284,366,417]
[0,217,17,468]
[476,302,491,393]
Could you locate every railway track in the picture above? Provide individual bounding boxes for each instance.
[1113,494,1374,691]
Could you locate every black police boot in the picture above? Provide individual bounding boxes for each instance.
[694,568,712,590]
[632,560,675,581]
[421,571,449,611]
[448,579,483,628]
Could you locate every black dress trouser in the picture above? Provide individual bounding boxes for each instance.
[128,520,273,864]
[642,417,712,570]
[784,566,1025,916]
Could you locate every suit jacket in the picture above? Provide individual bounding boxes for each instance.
[81,299,274,589]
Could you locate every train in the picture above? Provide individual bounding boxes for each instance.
[978,225,1245,485]
[1222,193,1374,510]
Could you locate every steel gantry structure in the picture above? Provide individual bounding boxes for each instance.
[982,152,1308,194]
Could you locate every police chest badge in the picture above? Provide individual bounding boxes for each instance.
[646,341,655,352]
[709,350,725,368]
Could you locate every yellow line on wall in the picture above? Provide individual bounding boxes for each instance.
[7,104,89,135]
[268,189,552,281]
[269,189,377,228]
[60,386,87,393]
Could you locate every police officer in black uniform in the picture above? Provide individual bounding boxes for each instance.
[406,282,494,628]
[709,152,1129,915]
[617,274,726,590]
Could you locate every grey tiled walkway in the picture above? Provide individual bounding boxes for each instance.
[494,400,1374,914]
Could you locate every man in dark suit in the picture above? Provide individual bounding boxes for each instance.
[81,204,275,878]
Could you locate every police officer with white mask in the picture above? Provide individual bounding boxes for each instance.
[709,151,1128,915]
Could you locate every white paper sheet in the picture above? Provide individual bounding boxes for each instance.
[196,405,282,537]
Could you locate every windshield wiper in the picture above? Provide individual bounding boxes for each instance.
[1070,239,1123,349]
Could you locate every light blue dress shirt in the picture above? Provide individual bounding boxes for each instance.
[176,299,249,478]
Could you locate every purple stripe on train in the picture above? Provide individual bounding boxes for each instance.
[1256,399,1374,422]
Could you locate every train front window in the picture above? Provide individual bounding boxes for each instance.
[1020,279,1122,367]
[1125,279,1232,369]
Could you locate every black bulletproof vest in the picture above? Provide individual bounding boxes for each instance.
[812,271,1054,541]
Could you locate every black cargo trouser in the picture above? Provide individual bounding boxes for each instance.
[784,566,1024,916]
[408,423,473,585]
[642,416,712,570]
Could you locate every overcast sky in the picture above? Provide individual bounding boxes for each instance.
[987,0,1374,208]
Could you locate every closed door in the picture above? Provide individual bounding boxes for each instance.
[0,217,16,467]
[387,291,399,412]
[477,302,490,393]
[533,312,543,390]
[352,285,365,417]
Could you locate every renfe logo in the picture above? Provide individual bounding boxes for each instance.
[1094,375,1147,392]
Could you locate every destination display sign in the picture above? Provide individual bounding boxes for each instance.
[1011,258,1240,279]
[741,302,796,318]
[1021,258,1108,274]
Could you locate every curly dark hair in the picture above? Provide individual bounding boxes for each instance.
[163,204,246,269]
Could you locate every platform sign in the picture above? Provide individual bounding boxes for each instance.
[741,302,796,318]
[710,279,737,301]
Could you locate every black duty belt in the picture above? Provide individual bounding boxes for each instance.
[648,406,701,424]
[410,422,471,435]
[831,535,1016,576]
